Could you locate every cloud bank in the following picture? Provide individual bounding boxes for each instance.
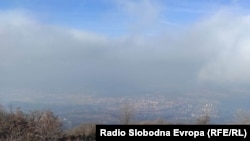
[1,7,250,103]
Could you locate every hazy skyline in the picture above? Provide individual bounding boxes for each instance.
[1,0,250,104]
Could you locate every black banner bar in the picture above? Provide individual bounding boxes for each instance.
[96,125,250,141]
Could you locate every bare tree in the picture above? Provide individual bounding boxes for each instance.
[65,123,96,140]
[195,104,213,125]
[196,115,210,125]
[32,110,63,141]
[0,106,63,141]
[0,107,29,140]
[0,105,7,139]
[234,109,250,124]
[119,103,135,125]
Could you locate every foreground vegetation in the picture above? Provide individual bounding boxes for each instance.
[0,104,249,141]
[0,105,95,141]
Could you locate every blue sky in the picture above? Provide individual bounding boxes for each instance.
[1,0,250,104]
[0,0,123,35]
[1,0,248,36]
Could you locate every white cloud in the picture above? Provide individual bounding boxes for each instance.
[197,10,250,83]
[1,7,250,103]
[113,0,163,35]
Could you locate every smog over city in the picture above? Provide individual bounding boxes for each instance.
[1,0,250,132]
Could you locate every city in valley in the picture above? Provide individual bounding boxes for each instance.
[3,89,248,128]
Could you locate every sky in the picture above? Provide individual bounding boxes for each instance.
[1,0,250,104]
